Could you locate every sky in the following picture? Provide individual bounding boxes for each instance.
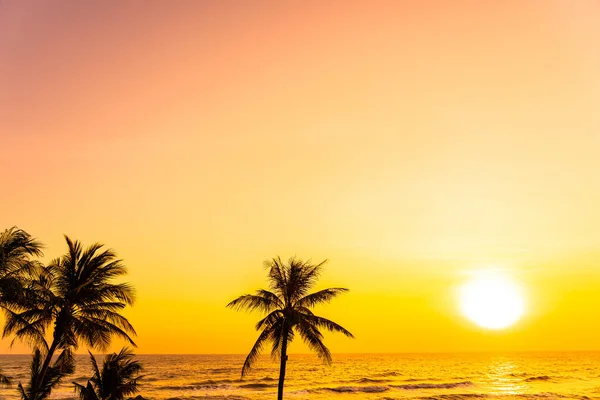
[1,1,600,354]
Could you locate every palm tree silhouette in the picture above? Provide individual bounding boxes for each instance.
[227,256,353,400]
[17,348,75,400]
[3,236,136,400]
[0,227,43,306]
[74,347,144,400]
[0,227,43,395]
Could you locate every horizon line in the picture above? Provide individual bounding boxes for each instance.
[2,350,600,356]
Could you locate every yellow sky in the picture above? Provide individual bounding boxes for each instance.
[1,1,600,354]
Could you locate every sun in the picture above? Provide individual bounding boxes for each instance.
[459,272,525,329]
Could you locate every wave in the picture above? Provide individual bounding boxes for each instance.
[393,381,474,390]
[189,379,237,385]
[325,385,390,393]
[238,382,276,389]
[419,394,488,400]
[524,376,552,382]
[519,394,589,400]
[164,396,249,400]
[374,371,403,377]
[358,377,389,383]
[313,381,473,394]
[156,383,233,391]
[208,368,239,374]
[403,377,443,382]
[419,393,590,400]
[516,394,585,399]
[155,379,274,391]
[338,377,390,384]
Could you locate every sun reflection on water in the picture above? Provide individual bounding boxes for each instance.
[486,358,527,396]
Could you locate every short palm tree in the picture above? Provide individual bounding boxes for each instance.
[0,227,43,305]
[74,347,143,400]
[2,236,136,400]
[227,256,353,400]
[18,348,75,400]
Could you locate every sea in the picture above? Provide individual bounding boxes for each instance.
[1,353,600,400]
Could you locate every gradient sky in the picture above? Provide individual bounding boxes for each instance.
[2,1,600,354]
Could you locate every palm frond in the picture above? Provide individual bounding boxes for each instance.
[268,320,295,360]
[18,382,30,400]
[72,315,136,350]
[79,348,143,400]
[88,351,102,398]
[295,288,349,308]
[93,283,136,306]
[264,257,288,301]
[302,314,354,338]
[18,348,74,400]
[0,227,44,262]
[255,290,283,308]
[0,227,43,315]
[296,319,332,363]
[226,293,280,313]
[2,307,51,349]
[255,310,283,330]
[289,258,328,302]
[74,381,99,400]
[241,323,278,377]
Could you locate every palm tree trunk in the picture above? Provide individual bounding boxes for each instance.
[277,325,289,400]
[34,309,68,400]
[35,306,70,399]
[32,337,58,400]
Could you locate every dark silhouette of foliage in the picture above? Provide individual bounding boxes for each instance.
[18,348,75,400]
[227,256,353,400]
[0,227,43,394]
[0,370,11,387]
[74,347,143,400]
[2,235,136,400]
[0,227,43,308]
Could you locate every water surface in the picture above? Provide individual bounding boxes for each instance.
[1,353,599,400]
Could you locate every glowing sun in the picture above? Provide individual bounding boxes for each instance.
[459,272,525,329]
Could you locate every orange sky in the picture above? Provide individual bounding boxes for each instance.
[1,1,600,354]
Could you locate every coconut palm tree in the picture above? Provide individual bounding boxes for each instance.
[2,236,136,400]
[74,347,143,400]
[0,227,43,305]
[227,256,354,400]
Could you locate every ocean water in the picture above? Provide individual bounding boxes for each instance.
[1,353,600,400]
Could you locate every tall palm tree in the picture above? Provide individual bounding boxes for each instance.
[0,227,43,305]
[74,347,143,400]
[2,236,136,400]
[227,257,354,400]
